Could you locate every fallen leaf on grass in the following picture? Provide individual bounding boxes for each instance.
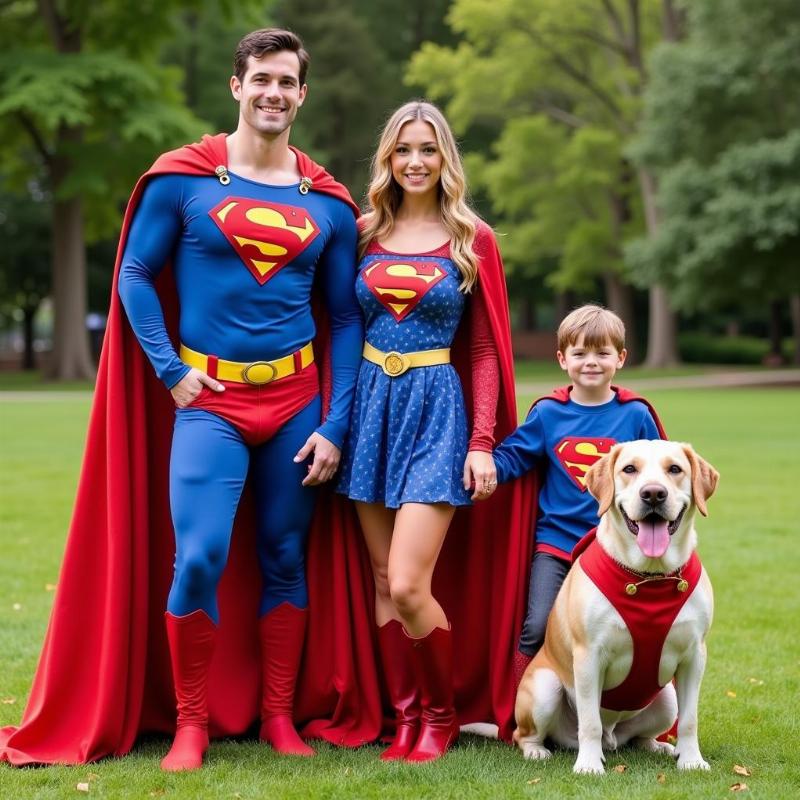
[76,784,90,793]
[733,765,752,777]
[149,792,165,798]
[726,690,737,698]
[344,767,351,776]
[730,782,748,792]
[657,773,666,784]
[614,764,627,773]
[1,698,16,705]
[12,603,21,611]
[45,583,57,592]
[747,678,764,686]
[526,778,541,784]
[86,773,99,781]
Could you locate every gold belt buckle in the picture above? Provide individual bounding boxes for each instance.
[242,360,278,385]
[382,351,410,377]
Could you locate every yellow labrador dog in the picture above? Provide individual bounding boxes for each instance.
[514,440,718,774]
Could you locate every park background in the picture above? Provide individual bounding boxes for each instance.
[1,0,798,798]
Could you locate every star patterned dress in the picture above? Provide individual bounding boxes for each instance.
[337,240,472,508]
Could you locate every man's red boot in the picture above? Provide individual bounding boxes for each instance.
[377,620,421,760]
[161,610,217,771]
[259,602,315,756]
[405,624,459,763]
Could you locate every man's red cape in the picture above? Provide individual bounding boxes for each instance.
[0,137,528,763]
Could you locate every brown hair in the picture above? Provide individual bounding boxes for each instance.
[233,29,310,85]
[557,304,625,352]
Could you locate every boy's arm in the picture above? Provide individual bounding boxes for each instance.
[493,404,546,483]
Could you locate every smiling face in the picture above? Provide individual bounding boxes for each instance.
[230,51,307,138]
[390,119,443,199]
[557,334,626,398]
[586,440,719,566]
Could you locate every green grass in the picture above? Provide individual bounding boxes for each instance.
[1,389,799,799]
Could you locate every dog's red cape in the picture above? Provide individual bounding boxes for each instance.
[0,138,527,763]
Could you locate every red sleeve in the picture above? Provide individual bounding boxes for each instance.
[468,285,500,452]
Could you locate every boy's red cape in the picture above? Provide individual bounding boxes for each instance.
[0,136,530,764]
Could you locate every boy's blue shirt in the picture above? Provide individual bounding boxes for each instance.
[493,393,661,557]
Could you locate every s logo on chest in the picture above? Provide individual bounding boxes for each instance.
[362,260,446,322]
[554,437,616,490]
[209,197,320,285]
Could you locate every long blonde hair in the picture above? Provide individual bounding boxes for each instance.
[359,101,479,292]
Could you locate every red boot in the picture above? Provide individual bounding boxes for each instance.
[377,620,421,760]
[405,625,459,763]
[513,650,532,690]
[161,610,217,771]
[259,603,315,756]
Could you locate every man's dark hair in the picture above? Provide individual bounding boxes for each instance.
[234,28,310,85]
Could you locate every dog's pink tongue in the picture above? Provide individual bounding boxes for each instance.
[637,518,670,558]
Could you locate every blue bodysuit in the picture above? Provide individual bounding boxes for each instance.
[119,171,362,620]
[338,242,473,508]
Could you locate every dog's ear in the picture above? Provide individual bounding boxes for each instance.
[682,444,719,516]
[585,444,622,517]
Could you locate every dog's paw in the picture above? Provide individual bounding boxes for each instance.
[637,738,675,756]
[677,753,710,771]
[573,752,605,775]
[520,741,552,761]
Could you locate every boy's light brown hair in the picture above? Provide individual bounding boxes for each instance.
[557,304,625,353]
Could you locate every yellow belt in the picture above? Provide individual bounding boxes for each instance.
[363,341,450,377]
[179,342,314,385]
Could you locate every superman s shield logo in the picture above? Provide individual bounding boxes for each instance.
[554,436,616,490]
[362,260,446,322]
[209,197,320,285]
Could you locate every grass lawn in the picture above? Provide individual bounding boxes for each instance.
[1,388,798,799]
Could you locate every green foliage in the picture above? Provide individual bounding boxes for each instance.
[627,0,800,309]
[407,0,661,293]
[274,0,454,196]
[678,333,795,364]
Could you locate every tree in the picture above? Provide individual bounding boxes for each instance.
[0,1,239,379]
[408,0,685,364]
[628,0,800,363]
[0,181,51,369]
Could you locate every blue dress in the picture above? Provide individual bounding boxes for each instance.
[337,242,471,508]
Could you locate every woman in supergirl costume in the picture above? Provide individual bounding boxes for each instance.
[338,101,515,762]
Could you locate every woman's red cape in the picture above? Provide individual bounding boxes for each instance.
[0,140,528,764]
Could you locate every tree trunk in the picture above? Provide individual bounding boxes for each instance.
[555,290,577,326]
[790,292,800,365]
[518,295,537,331]
[766,298,785,365]
[638,167,679,367]
[46,138,94,380]
[22,305,37,370]
[603,272,638,364]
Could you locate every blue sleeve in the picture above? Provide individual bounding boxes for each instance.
[117,175,190,389]
[493,404,546,483]
[315,202,363,448]
[638,403,662,439]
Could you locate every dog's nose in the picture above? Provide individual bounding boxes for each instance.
[640,483,668,505]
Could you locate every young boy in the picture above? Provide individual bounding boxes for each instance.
[490,305,666,685]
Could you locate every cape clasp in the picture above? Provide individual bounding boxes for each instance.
[299,176,312,195]
[215,165,230,186]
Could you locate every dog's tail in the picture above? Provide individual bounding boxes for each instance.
[459,722,499,738]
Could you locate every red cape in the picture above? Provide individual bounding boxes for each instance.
[0,142,528,762]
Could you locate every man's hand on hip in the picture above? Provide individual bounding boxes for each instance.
[294,432,341,486]
[170,367,225,408]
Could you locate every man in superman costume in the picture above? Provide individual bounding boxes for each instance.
[0,30,535,768]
